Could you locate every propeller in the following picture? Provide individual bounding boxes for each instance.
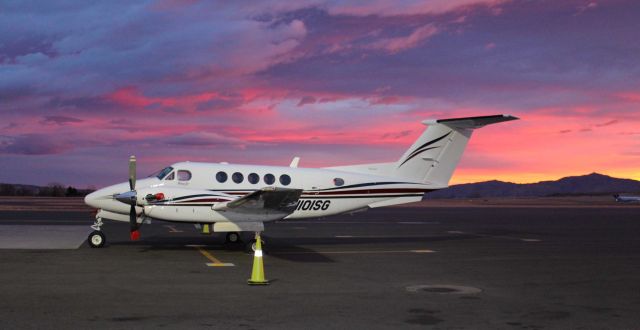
[115,155,140,241]
[127,156,139,240]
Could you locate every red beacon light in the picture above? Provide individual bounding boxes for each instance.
[145,192,165,202]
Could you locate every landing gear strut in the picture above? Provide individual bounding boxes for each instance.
[88,216,106,248]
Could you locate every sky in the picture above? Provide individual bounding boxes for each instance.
[1,0,639,188]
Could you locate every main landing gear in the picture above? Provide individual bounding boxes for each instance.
[88,217,106,248]
[223,231,266,253]
[225,232,241,244]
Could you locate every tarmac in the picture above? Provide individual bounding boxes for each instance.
[0,199,639,329]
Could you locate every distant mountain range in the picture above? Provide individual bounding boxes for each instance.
[426,173,640,199]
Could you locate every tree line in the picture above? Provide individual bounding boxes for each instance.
[0,183,95,197]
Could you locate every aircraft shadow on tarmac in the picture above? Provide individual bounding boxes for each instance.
[102,231,479,263]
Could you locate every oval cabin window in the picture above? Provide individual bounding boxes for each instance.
[232,172,244,183]
[264,174,275,185]
[279,174,291,186]
[216,171,227,183]
[248,173,259,184]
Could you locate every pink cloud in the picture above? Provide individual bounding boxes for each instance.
[367,24,438,53]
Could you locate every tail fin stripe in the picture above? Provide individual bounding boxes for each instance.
[398,146,439,167]
[398,131,452,168]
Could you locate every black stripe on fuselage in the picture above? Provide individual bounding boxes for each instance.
[154,193,426,206]
[298,193,425,199]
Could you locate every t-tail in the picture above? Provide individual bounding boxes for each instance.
[392,115,518,187]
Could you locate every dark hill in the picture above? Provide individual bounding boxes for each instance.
[426,173,640,199]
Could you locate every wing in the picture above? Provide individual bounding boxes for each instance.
[212,187,303,215]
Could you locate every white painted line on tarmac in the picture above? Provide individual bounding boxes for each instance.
[164,225,183,233]
[272,249,436,255]
[411,250,436,253]
[206,263,235,267]
[448,230,541,242]
[284,221,437,225]
[335,235,433,239]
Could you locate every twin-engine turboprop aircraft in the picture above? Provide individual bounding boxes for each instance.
[613,194,640,203]
[84,114,518,249]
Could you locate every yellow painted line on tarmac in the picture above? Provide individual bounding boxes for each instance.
[188,245,234,267]
[164,225,183,233]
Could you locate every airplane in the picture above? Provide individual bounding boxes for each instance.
[613,194,640,203]
[84,114,518,250]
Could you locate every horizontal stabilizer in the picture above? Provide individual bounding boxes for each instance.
[422,114,518,129]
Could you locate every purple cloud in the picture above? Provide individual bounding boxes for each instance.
[0,134,72,155]
[41,115,83,125]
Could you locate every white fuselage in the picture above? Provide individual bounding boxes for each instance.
[85,161,436,224]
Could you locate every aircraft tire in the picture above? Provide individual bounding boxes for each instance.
[225,232,241,243]
[88,230,106,248]
[245,239,266,254]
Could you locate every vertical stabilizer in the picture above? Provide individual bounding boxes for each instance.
[392,115,518,187]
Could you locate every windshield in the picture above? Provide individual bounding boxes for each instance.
[153,167,174,180]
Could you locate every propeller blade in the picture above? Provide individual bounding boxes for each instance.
[129,205,140,240]
[129,155,136,191]
[129,205,137,231]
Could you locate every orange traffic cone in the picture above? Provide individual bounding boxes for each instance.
[248,233,269,285]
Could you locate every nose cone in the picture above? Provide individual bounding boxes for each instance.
[84,178,160,213]
[84,190,101,209]
[84,182,131,213]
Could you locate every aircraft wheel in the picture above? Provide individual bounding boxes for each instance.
[88,230,106,248]
[225,232,241,244]
[245,239,266,254]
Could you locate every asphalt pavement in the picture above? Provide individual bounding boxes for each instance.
[0,205,639,329]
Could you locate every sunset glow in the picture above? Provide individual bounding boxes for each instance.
[1,0,638,187]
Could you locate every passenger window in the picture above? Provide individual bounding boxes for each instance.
[264,173,275,185]
[248,173,259,184]
[333,178,344,186]
[177,170,191,181]
[216,171,227,183]
[165,172,175,180]
[232,172,243,183]
[279,174,291,186]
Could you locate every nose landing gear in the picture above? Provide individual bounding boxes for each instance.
[88,216,106,248]
[88,230,105,248]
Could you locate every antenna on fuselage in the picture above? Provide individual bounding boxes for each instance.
[289,157,300,168]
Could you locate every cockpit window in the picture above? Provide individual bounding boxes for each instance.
[165,171,175,180]
[155,167,174,180]
[177,170,192,181]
